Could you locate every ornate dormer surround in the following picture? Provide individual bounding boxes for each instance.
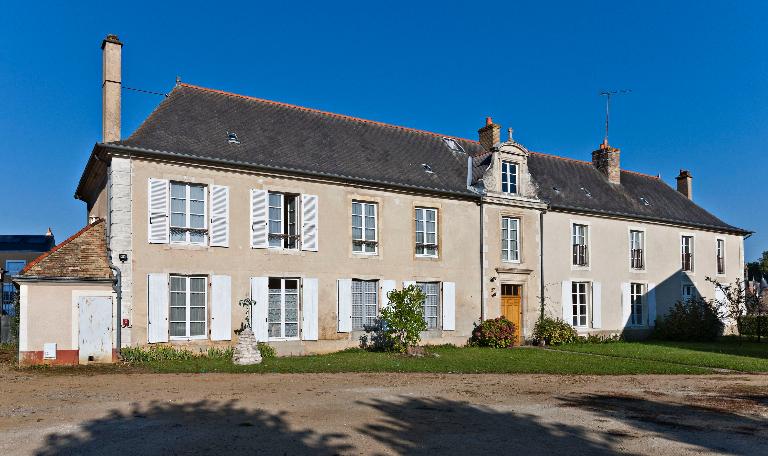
[479,136,543,207]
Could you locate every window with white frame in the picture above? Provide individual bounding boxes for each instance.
[352,279,378,329]
[571,282,589,327]
[268,192,299,249]
[170,182,207,245]
[572,224,589,266]
[682,283,696,301]
[268,278,300,339]
[630,230,644,270]
[415,207,438,257]
[169,275,207,339]
[717,239,725,275]
[501,161,518,194]
[352,201,378,254]
[630,283,645,326]
[681,235,694,272]
[417,282,440,329]
[501,217,520,262]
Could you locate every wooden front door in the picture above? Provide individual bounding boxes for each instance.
[501,284,522,344]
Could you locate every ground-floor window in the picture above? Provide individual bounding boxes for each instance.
[268,278,300,339]
[630,283,645,326]
[170,275,207,339]
[572,282,589,327]
[417,282,440,329]
[682,283,695,301]
[352,279,378,330]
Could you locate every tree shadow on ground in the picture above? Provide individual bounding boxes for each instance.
[559,394,768,455]
[642,339,768,360]
[357,396,637,455]
[34,400,351,456]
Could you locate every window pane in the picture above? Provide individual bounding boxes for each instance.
[189,185,205,200]
[170,307,186,321]
[170,322,186,337]
[171,229,186,242]
[190,322,205,337]
[365,204,375,217]
[352,202,361,216]
[189,307,206,322]
[171,213,186,228]
[190,214,205,229]
[170,183,185,198]
[171,198,186,214]
[170,276,186,292]
[285,323,298,338]
[189,278,205,292]
[189,231,205,244]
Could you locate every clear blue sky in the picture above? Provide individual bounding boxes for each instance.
[1,1,766,260]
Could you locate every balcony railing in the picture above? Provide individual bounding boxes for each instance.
[572,244,588,266]
[630,249,644,269]
[681,252,694,272]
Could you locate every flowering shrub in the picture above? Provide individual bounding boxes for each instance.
[468,317,517,348]
[532,317,578,345]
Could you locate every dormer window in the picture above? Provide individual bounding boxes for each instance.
[501,161,518,194]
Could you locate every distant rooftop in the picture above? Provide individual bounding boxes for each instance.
[0,233,55,253]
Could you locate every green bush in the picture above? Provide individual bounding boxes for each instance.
[257,342,276,359]
[377,285,428,353]
[532,316,578,345]
[654,298,724,341]
[468,317,517,348]
[737,315,768,337]
[121,345,233,363]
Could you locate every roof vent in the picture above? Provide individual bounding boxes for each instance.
[552,186,560,192]
[442,137,465,153]
[640,197,650,206]
[422,163,433,173]
[227,132,240,144]
[580,187,592,197]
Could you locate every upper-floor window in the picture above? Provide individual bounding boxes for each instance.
[417,281,440,329]
[170,182,207,245]
[630,230,645,270]
[352,279,378,329]
[681,235,694,272]
[501,161,518,194]
[169,275,207,339]
[268,192,299,249]
[268,277,300,339]
[630,283,645,326]
[415,207,438,257]
[716,239,726,275]
[501,217,520,262]
[2,260,25,316]
[352,201,378,254]
[571,282,589,327]
[572,224,589,267]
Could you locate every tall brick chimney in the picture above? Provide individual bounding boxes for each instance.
[592,139,621,184]
[102,34,123,143]
[676,169,693,200]
[478,117,501,151]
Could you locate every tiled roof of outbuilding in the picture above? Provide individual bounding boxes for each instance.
[18,220,112,281]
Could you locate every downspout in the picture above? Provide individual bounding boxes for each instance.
[480,200,485,322]
[110,264,122,358]
[539,207,547,320]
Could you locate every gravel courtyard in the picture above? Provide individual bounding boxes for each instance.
[0,367,765,455]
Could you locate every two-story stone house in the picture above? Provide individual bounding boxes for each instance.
[15,35,749,363]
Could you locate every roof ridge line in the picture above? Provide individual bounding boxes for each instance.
[177,83,480,144]
[528,150,660,180]
[20,219,104,276]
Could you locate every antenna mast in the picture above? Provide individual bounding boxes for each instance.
[600,89,631,145]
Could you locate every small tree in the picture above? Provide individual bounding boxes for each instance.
[238,297,256,330]
[378,285,428,353]
[707,277,767,342]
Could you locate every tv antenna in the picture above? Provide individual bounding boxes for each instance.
[600,89,631,145]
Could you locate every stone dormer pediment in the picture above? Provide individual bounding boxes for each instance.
[479,136,540,204]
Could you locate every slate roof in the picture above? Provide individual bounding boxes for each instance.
[114,83,483,196]
[101,83,746,235]
[18,220,112,281]
[0,235,55,253]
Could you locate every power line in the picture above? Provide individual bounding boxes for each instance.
[122,85,168,97]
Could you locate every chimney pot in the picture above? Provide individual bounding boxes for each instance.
[676,169,693,200]
[478,118,501,151]
[102,34,123,143]
[592,142,621,184]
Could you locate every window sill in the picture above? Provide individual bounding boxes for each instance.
[415,254,439,260]
[352,252,379,257]
[170,336,208,341]
[266,248,303,256]
[630,268,646,273]
[501,259,522,264]
[268,337,300,342]
[168,243,209,251]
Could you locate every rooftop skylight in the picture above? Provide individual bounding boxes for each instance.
[580,187,592,197]
[442,137,464,153]
[227,132,240,144]
[422,163,434,173]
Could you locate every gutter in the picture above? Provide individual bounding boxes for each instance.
[479,200,485,322]
[539,207,547,320]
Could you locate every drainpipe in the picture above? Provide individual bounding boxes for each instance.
[539,208,547,320]
[479,200,485,322]
[110,264,122,358]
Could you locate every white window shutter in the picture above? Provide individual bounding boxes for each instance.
[591,282,602,329]
[621,282,631,327]
[337,279,352,332]
[250,189,269,249]
[210,275,232,341]
[442,282,456,331]
[647,283,657,327]
[302,278,319,340]
[250,277,269,342]
[380,280,396,308]
[561,281,572,325]
[403,280,416,289]
[147,273,169,343]
[301,194,319,252]
[148,178,169,244]
[209,185,229,247]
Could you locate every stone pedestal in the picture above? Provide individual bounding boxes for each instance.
[233,328,262,365]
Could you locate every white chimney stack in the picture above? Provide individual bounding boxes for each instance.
[101,34,122,143]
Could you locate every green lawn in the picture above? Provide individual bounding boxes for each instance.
[552,339,768,372]
[132,346,711,375]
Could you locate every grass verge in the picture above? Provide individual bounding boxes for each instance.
[552,338,768,372]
